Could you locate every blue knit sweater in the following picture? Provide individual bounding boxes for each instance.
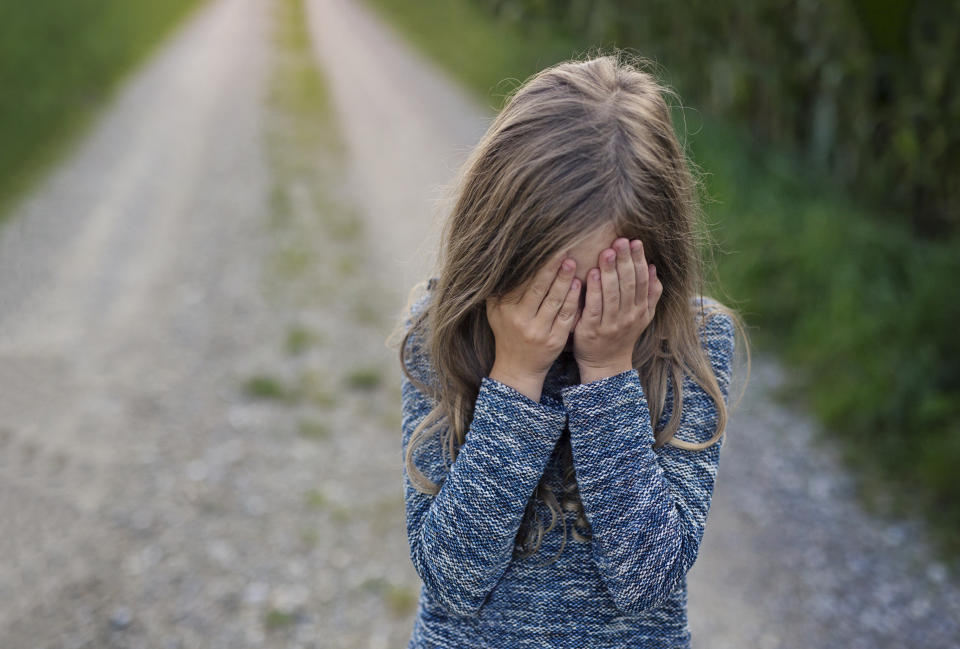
[401,279,736,648]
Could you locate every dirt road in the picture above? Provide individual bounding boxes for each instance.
[1,0,957,647]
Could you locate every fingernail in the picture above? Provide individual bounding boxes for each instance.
[562,259,574,271]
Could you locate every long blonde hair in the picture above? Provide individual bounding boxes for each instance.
[387,50,750,565]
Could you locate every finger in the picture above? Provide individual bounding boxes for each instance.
[535,257,577,331]
[614,238,634,310]
[648,265,663,313]
[552,276,581,334]
[599,248,619,321]
[584,267,602,322]
[631,240,648,306]
[521,250,568,319]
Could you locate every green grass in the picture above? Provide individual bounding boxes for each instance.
[265,0,338,137]
[360,0,960,570]
[350,295,384,327]
[384,582,420,617]
[298,417,332,440]
[304,487,353,523]
[359,577,419,617]
[261,0,369,318]
[0,1,210,224]
[273,240,314,279]
[285,324,323,355]
[304,488,328,509]
[320,200,366,242]
[299,527,320,548]
[264,608,296,629]
[242,374,292,401]
[692,116,960,557]
[295,369,340,407]
[345,366,383,391]
[262,0,341,301]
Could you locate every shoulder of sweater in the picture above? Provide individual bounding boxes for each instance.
[405,279,436,333]
[688,295,736,396]
[401,280,438,388]
[690,295,735,342]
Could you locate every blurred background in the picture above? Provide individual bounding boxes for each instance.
[0,0,957,647]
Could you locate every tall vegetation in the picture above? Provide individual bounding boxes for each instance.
[476,0,960,239]
[0,0,210,221]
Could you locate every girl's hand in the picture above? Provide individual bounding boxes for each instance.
[486,252,581,397]
[572,238,663,383]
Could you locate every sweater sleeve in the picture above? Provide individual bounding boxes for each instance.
[400,291,568,617]
[558,308,736,615]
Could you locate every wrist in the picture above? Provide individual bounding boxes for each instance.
[488,363,547,403]
[577,360,634,384]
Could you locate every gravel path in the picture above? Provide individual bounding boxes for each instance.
[1,0,957,647]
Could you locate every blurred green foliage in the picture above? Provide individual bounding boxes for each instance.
[692,118,960,549]
[363,0,960,562]
[0,0,209,221]
[475,0,960,239]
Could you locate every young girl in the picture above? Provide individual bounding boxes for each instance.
[390,51,750,649]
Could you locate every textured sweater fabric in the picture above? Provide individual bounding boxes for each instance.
[400,278,736,649]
